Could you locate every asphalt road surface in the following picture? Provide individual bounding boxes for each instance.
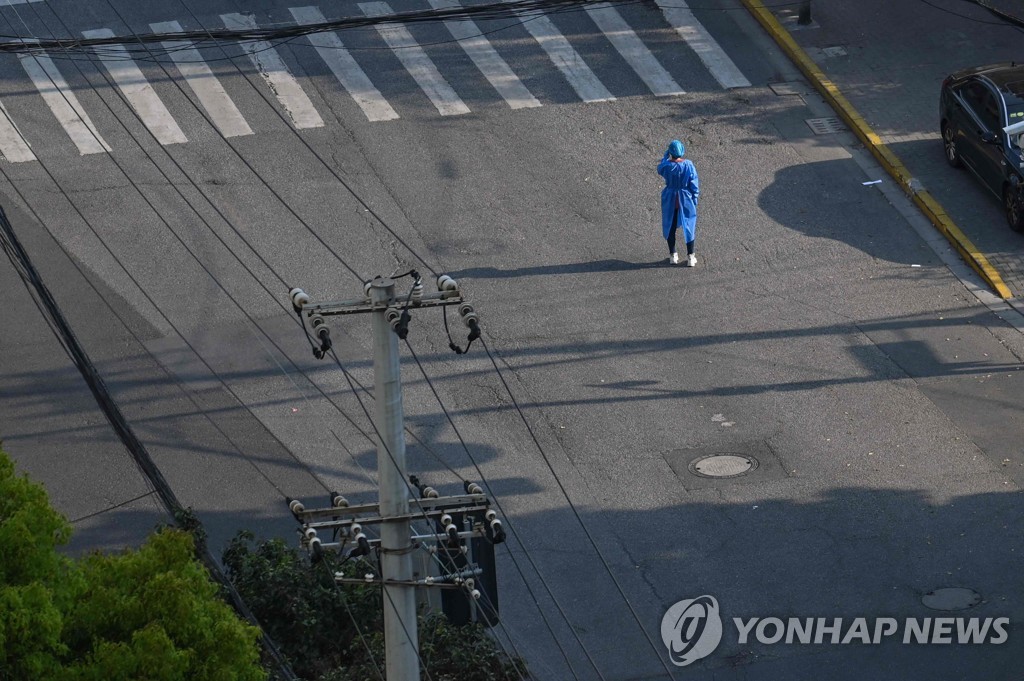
[1,1,1023,679]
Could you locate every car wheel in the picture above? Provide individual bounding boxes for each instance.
[1005,185,1024,232]
[942,124,962,168]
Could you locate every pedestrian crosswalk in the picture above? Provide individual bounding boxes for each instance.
[221,12,325,130]
[0,1,750,163]
[429,0,541,110]
[511,1,615,103]
[152,20,254,138]
[83,28,189,146]
[19,53,110,155]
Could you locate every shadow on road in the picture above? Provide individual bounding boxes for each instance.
[448,258,668,280]
[759,157,920,264]
[60,482,1024,681]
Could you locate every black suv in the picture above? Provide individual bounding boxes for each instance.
[940,62,1024,232]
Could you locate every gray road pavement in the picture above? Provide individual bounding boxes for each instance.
[1,1,1023,679]
[771,0,1024,297]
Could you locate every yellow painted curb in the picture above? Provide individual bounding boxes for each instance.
[741,0,1014,299]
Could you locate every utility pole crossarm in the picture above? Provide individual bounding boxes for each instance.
[285,272,500,680]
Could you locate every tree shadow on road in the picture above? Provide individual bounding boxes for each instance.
[58,482,1024,681]
[758,157,929,265]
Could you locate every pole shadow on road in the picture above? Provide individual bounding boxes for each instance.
[60,483,1024,681]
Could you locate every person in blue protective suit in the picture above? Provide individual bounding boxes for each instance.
[658,139,699,266]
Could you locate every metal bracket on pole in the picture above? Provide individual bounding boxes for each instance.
[285,274,498,680]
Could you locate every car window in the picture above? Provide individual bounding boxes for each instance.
[958,81,1001,131]
[980,91,1001,131]
[959,81,986,110]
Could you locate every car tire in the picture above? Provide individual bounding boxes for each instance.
[942,123,962,168]
[1005,184,1024,233]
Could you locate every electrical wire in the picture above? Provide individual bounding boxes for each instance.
[414,543,531,681]
[916,0,1024,29]
[94,0,367,284]
[0,0,403,518]
[403,337,600,680]
[318,553,387,681]
[965,0,1024,28]
[173,0,438,276]
[0,0,809,58]
[152,2,662,674]
[168,0,692,662]
[68,490,158,524]
[0,2,342,501]
[25,0,475,506]
[0,200,300,681]
[479,337,677,678]
[4,0,703,674]
[0,113,291,503]
[15,0,426,503]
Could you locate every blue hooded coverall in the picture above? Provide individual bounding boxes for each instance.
[658,141,699,247]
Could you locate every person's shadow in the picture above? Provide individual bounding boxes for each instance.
[448,258,668,280]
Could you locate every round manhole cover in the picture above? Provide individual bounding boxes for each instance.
[688,454,758,478]
[921,588,981,611]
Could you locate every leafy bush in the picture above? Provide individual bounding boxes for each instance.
[58,529,266,681]
[222,532,527,680]
[0,450,73,679]
[0,447,267,681]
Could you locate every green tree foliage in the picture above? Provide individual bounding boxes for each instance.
[0,449,73,679]
[0,448,267,681]
[222,532,527,681]
[58,529,266,681]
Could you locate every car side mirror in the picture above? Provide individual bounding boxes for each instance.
[981,131,998,144]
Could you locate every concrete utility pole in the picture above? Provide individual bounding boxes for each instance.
[369,278,419,681]
[287,273,501,681]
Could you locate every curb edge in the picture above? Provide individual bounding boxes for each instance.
[740,0,1014,300]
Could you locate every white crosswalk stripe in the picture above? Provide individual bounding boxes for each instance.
[428,0,540,110]
[586,3,685,97]
[0,100,35,163]
[221,13,325,129]
[289,6,399,122]
[654,0,750,89]
[19,53,110,155]
[151,20,253,138]
[0,5,757,162]
[359,1,471,117]
[83,29,188,145]
[505,1,614,103]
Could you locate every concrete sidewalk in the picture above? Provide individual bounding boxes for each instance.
[759,0,1024,298]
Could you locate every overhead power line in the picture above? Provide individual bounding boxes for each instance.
[0,0,629,54]
[0,203,300,681]
[0,0,809,58]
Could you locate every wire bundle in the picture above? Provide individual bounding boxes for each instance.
[0,0,640,57]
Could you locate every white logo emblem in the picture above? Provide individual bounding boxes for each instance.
[661,595,723,666]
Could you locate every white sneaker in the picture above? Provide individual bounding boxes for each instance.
[687,254,697,267]
[669,252,679,264]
